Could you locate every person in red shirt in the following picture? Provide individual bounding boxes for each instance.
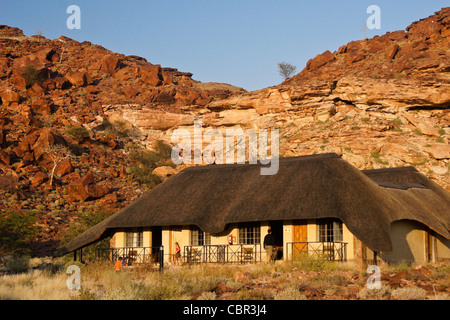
[115,257,123,271]
[174,242,181,265]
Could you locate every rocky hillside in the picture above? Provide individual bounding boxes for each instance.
[0,25,245,256]
[118,7,448,188]
[0,8,449,257]
[210,8,450,188]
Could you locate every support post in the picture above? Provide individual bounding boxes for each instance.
[159,246,164,272]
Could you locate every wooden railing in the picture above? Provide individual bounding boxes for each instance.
[286,241,347,262]
[183,244,262,264]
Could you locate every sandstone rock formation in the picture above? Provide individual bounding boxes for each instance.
[100,8,449,190]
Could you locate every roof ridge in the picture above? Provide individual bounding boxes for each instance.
[182,152,341,172]
[362,166,419,175]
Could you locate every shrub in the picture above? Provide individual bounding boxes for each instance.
[358,285,391,300]
[391,287,427,300]
[2,255,30,273]
[277,62,297,80]
[197,291,217,300]
[274,287,307,300]
[371,151,389,165]
[0,210,40,256]
[21,65,43,88]
[128,140,174,186]
[65,125,90,142]
[391,118,404,126]
[112,120,130,138]
[413,128,423,136]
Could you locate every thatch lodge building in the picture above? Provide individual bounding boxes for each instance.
[57,153,450,267]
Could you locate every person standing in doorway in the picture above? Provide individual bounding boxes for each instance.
[264,229,276,262]
[174,242,181,265]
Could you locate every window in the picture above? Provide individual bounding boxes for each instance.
[239,223,261,245]
[190,227,211,246]
[125,229,143,247]
[318,219,343,242]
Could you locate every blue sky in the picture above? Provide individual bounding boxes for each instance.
[0,1,448,91]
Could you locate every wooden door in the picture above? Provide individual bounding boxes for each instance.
[292,220,307,258]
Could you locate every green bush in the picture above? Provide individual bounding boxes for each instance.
[0,210,40,256]
[128,140,174,186]
[3,255,30,273]
[21,65,43,88]
[111,120,130,138]
[65,126,90,142]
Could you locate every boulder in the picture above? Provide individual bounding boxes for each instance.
[98,133,117,149]
[31,97,53,115]
[0,89,20,106]
[152,166,177,181]
[27,83,45,97]
[403,113,440,136]
[67,172,109,201]
[54,158,74,177]
[0,129,6,148]
[346,51,366,64]
[52,76,71,90]
[214,281,235,294]
[425,144,450,160]
[66,182,90,201]
[99,193,118,206]
[31,171,48,186]
[30,47,58,64]
[65,71,87,87]
[234,272,253,284]
[122,86,139,98]
[385,44,400,60]
[0,58,10,78]
[85,184,110,199]
[139,64,162,87]
[32,128,67,163]
[100,54,120,75]
[0,149,11,165]
[113,66,138,81]
[306,50,335,70]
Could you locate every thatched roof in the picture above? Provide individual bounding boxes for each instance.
[57,153,450,256]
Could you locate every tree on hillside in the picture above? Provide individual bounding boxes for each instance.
[277,62,297,80]
[0,210,40,256]
[46,144,73,188]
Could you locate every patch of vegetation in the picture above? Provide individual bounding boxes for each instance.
[0,257,448,300]
[370,152,389,166]
[128,140,174,186]
[0,210,41,256]
[391,118,404,126]
[65,125,90,143]
[21,65,43,88]
[111,120,130,138]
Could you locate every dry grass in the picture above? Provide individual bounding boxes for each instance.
[0,257,448,300]
[0,270,75,300]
